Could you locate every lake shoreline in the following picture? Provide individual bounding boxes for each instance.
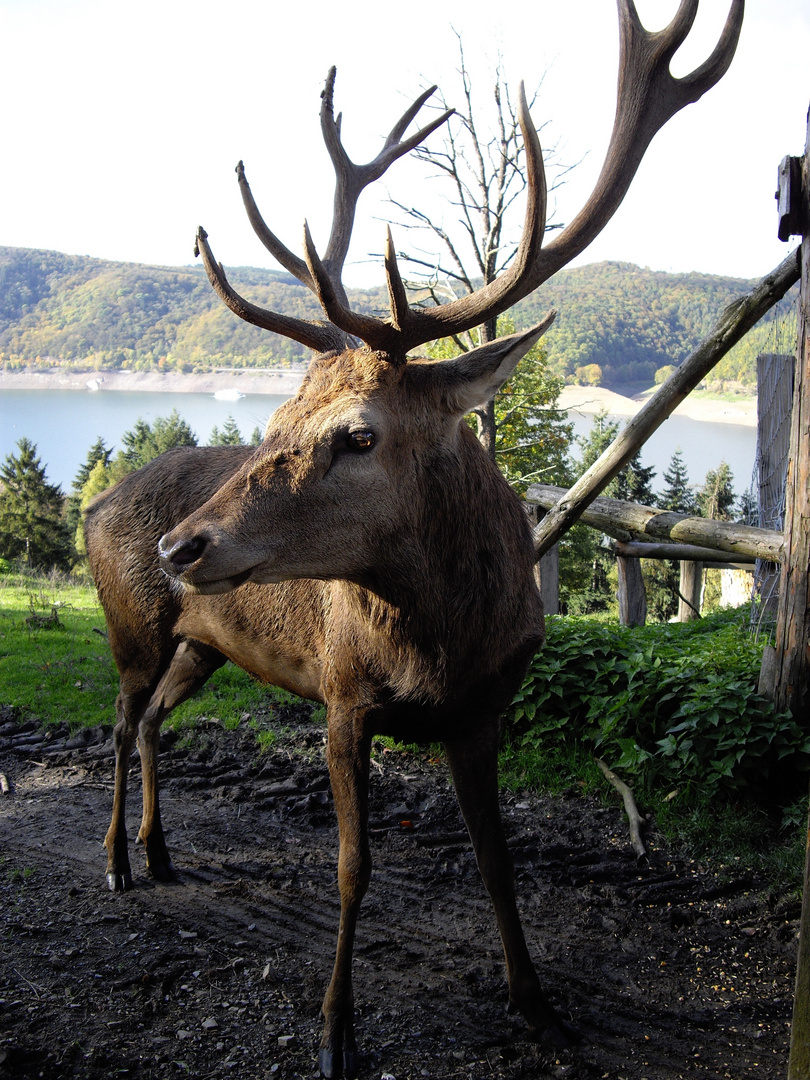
[0,367,757,428]
[0,367,306,397]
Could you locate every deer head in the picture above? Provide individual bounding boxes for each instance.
[160,0,743,593]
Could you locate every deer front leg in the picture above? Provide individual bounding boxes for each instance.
[319,710,372,1080]
[444,728,577,1047]
[136,641,226,882]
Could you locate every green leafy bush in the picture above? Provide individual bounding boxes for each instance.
[504,610,810,796]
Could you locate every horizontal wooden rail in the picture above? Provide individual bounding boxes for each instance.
[613,540,756,565]
[527,484,784,563]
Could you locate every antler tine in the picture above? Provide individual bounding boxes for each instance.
[383,85,441,149]
[384,227,410,334]
[302,222,390,350]
[194,226,347,354]
[680,0,745,98]
[235,161,314,291]
[318,67,454,296]
[389,81,548,351]
[640,0,699,60]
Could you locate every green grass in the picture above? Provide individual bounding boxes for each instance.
[167,663,270,731]
[0,570,295,735]
[0,572,118,729]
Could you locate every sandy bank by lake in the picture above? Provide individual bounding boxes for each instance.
[0,367,756,428]
[557,385,756,428]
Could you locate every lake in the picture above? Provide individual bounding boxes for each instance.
[0,388,287,492]
[565,409,757,494]
[0,386,757,497]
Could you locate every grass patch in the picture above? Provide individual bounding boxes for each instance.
[0,572,118,729]
[166,663,269,732]
[0,571,318,748]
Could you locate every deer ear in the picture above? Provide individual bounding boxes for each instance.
[436,313,556,416]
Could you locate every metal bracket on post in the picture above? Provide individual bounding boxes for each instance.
[777,155,804,242]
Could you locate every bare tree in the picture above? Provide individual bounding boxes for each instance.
[388,35,574,456]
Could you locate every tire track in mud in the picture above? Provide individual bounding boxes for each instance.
[0,717,796,1078]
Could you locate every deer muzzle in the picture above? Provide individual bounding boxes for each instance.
[158,533,207,573]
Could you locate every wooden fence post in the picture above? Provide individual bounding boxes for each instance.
[617,556,646,626]
[525,503,559,616]
[756,353,795,620]
[780,105,809,1080]
[773,175,810,720]
[677,561,703,622]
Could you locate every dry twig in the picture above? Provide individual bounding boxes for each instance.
[596,758,647,862]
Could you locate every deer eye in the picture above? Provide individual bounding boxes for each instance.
[346,430,376,452]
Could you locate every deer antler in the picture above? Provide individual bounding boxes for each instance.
[194,227,346,354]
[197,1,743,357]
[538,0,744,272]
[383,0,744,350]
[195,69,453,354]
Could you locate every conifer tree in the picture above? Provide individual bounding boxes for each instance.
[66,437,112,539]
[659,448,695,514]
[698,462,736,520]
[74,459,113,556]
[73,437,112,492]
[208,415,244,446]
[108,410,198,481]
[645,449,696,622]
[0,438,72,570]
[614,451,656,505]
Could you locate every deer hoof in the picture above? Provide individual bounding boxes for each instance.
[536,1015,581,1049]
[318,1047,359,1079]
[146,859,177,883]
[106,869,133,892]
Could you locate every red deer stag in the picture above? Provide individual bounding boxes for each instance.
[85,4,742,1076]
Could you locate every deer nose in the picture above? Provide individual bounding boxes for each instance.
[158,534,207,570]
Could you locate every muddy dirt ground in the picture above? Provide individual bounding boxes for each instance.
[0,707,797,1079]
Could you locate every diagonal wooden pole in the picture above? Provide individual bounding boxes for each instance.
[532,249,801,560]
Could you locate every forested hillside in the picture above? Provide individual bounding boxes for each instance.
[521,261,796,389]
[0,246,794,390]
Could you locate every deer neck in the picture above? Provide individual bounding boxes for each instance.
[327,428,544,706]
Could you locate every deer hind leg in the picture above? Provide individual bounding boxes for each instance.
[104,639,226,891]
[444,728,577,1047]
[318,709,372,1080]
[105,689,144,892]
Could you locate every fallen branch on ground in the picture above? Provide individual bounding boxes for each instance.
[596,758,647,862]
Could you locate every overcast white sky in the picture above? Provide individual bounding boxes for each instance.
[1,0,807,289]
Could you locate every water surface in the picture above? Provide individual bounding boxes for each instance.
[0,386,756,496]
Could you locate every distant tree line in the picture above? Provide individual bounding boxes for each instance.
[0,247,795,392]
